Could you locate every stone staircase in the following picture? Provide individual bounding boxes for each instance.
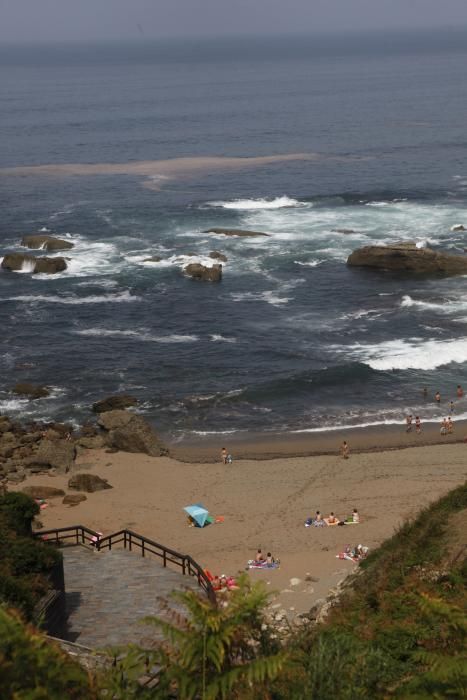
[62,546,201,649]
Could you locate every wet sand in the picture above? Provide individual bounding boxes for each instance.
[17,440,467,618]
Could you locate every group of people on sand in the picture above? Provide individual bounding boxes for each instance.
[253,548,276,566]
[406,384,464,435]
[305,508,359,528]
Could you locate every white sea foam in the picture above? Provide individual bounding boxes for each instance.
[207,196,304,210]
[230,291,291,306]
[127,252,222,270]
[75,328,198,343]
[39,227,50,232]
[8,291,140,304]
[294,259,324,267]
[401,294,467,314]
[349,337,467,370]
[210,334,236,343]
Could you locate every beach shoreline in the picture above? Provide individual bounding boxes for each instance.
[169,418,467,462]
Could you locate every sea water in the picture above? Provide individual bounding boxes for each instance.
[1,29,467,438]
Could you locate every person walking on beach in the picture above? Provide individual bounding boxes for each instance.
[450,400,455,414]
[405,415,413,432]
[221,447,228,464]
[435,391,441,404]
[415,416,421,434]
[447,416,453,434]
[340,440,350,459]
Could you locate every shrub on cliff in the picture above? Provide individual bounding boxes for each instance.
[0,491,39,535]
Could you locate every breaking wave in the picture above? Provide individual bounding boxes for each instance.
[207,196,304,210]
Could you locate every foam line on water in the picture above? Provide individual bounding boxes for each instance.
[348,337,467,370]
[7,291,140,304]
[75,328,198,343]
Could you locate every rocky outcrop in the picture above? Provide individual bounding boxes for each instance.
[97,409,168,457]
[184,263,222,282]
[22,485,65,499]
[62,493,87,506]
[203,228,270,237]
[209,251,228,262]
[30,439,76,473]
[21,235,74,251]
[143,256,162,262]
[13,383,50,399]
[92,394,138,414]
[347,242,467,276]
[1,253,67,274]
[68,474,112,492]
[451,225,466,232]
[332,228,355,234]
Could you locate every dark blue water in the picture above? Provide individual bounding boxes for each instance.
[1,30,467,439]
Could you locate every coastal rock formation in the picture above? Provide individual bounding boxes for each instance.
[97,409,168,456]
[332,228,355,234]
[209,251,228,262]
[22,485,65,499]
[92,394,138,414]
[142,256,162,262]
[68,473,112,492]
[203,228,270,237]
[62,493,87,506]
[21,234,74,251]
[451,224,466,232]
[184,263,222,282]
[1,253,67,274]
[347,242,467,276]
[30,439,76,473]
[13,383,50,399]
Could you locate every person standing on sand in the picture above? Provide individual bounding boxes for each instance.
[415,416,421,434]
[435,391,441,404]
[405,415,413,432]
[340,441,350,459]
[221,447,228,464]
[457,385,464,398]
[447,416,453,434]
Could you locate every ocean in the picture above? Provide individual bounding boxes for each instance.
[1,29,467,441]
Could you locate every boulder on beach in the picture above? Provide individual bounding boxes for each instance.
[22,485,65,499]
[30,439,76,473]
[62,493,87,506]
[1,253,67,274]
[12,383,50,399]
[68,473,112,492]
[347,242,467,276]
[203,228,270,237]
[209,251,228,262]
[184,263,222,282]
[92,394,138,414]
[98,409,168,456]
[21,234,74,251]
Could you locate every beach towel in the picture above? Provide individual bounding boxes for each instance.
[247,559,280,570]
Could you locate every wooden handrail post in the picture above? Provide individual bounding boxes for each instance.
[142,540,145,558]
[163,550,167,567]
[128,533,131,552]
[124,531,127,549]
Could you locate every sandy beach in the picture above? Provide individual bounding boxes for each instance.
[16,439,467,617]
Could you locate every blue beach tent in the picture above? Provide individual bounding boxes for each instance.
[184,504,210,528]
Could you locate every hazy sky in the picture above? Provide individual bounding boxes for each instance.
[1,0,467,43]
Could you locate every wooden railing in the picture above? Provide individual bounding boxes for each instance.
[36,525,216,605]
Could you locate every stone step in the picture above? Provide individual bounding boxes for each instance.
[61,546,201,649]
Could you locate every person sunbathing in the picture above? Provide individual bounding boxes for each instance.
[313,510,326,527]
[324,512,339,526]
[255,548,265,562]
[352,508,360,523]
[266,552,275,566]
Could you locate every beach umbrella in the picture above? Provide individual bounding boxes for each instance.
[184,504,209,528]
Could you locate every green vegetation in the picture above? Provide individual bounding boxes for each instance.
[0,492,61,619]
[0,606,96,700]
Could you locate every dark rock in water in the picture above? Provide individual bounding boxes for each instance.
[347,242,467,276]
[332,228,355,234]
[30,439,76,473]
[184,263,222,282]
[68,473,112,492]
[451,224,466,232]
[143,256,162,262]
[98,409,168,456]
[22,485,65,499]
[13,383,50,399]
[203,228,270,237]
[1,253,67,274]
[92,394,138,414]
[21,234,74,251]
[62,493,87,505]
[209,251,228,262]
